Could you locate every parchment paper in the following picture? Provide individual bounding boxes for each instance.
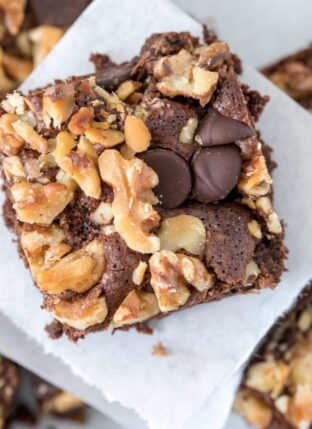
[1,0,312,428]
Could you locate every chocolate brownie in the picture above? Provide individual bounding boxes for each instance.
[0,31,287,341]
[0,0,91,93]
[234,282,312,429]
[0,356,19,429]
[262,45,312,112]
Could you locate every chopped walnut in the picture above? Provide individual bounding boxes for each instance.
[152,342,168,357]
[35,239,105,294]
[179,117,198,144]
[49,295,108,330]
[77,136,98,164]
[99,149,160,253]
[84,126,124,148]
[248,220,262,239]
[41,391,83,414]
[1,92,26,115]
[42,83,75,129]
[29,25,63,67]
[132,261,148,285]
[90,202,113,226]
[0,0,25,35]
[150,250,213,312]
[238,154,272,197]
[234,388,273,429]
[113,289,159,326]
[3,155,25,182]
[68,107,94,135]
[12,119,48,154]
[116,80,142,101]
[244,260,261,285]
[124,115,151,153]
[0,113,24,155]
[154,49,219,106]
[256,196,282,235]
[11,181,74,225]
[158,215,206,255]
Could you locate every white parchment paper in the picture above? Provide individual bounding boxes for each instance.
[1,0,312,428]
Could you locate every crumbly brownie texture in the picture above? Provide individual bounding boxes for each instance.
[0,0,91,92]
[0,356,19,429]
[262,44,312,112]
[234,282,312,429]
[0,31,287,341]
[31,375,85,420]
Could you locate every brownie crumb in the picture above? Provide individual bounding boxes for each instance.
[151,342,168,357]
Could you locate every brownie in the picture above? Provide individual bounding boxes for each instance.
[262,45,312,112]
[234,282,312,429]
[0,0,91,93]
[0,30,287,341]
[0,356,19,429]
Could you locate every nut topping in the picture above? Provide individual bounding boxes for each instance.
[234,388,273,429]
[238,155,272,197]
[124,115,151,153]
[42,83,75,129]
[0,113,24,155]
[116,80,142,101]
[29,25,63,67]
[3,155,25,182]
[12,119,48,154]
[248,220,263,239]
[90,202,113,226]
[132,261,148,285]
[68,107,94,135]
[112,289,160,326]
[150,250,213,312]
[49,296,108,330]
[99,149,160,253]
[11,182,74,225]
[158,215,206,255]
[84,126,124,148]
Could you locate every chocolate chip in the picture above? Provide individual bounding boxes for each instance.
[195,109,255,146]
[191,145,242,203]
[140,149,192,209]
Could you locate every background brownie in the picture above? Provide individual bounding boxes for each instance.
[0,356,19,429]
[234,282,312,429]
[0,30,287,341]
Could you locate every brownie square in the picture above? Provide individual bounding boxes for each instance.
[0,30,287,341]
[0,356,19,428]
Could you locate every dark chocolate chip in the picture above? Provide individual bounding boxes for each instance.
[191,145,242,203]
[195,108,255,146]
[140,149,192,209]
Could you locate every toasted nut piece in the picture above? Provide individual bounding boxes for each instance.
[132,261,148,285]
[77,136,98,164]
[238,155,272,197]
[116,80,142,101]
[99,149,160,253]
[2,92,26,115]
[240,197,256,210]
[158,215,206,255]
[94,85,125,112]
[36,240,105,294]
[244,260,261,284]
[245,361,290,399]
[0,113,24,155]
[61,151,101,199]
[3,155,25,182]
[29,25,63,66]
[196,41,230,66]
[286,386,312,429]
[248,220,262,239]
[68,107,94,135]
[42,83,75,129]
[12,119,48,154]
[113,289,159,326]
[152,342,168,357]
[103,225,116,235]
[11,182,73,225]
[288,331,312,388]
[297,307,312,332]
[120,143,135,160]
[42,391,83,414]
[179,117,198,144]
[154,49,219,106]
[274,395,289,414]
[3,53,32,83]
[0,0,25,35]
[90,202,113,225]
[256,196,282,235]
[54,131,77,161]
[234,388,273,429]
[150,250,213,312]
[124,115,151,153]
[49,296,108,330]
[55,169,77,192]
[84,127,124,147]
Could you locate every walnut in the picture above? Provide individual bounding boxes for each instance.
[124,115,151,153]
[238,155,272,197]
[41,391,83,414]
[179,117,198,144]
[68,107,94,135]
[288,332,312,389]
[99,149,160,253]
[132,261,148,285]
[152,342,168,357]
[29,25,63,67]
[12,119,48,154]
[0,113,24,155]
[149,250,213,312]
[245,360,290,399]
[11,181,74,225]
[42,83,75,129]
[234,388,273,429]
[256,196,282,235]
[247,220,262,239]
[77,136,98,164]
[112,290,159,326]
[35,240,106,294]
[154,49,219,107]
[158,215,206,255]
[3,155,25,182]
[54,131,101,199]
[297,307,312,332]
[90,202,113,226]
[0,0,25,35]
[116,80,142,101]
[49,295,108,330]
[2,92,26,115]
[195,41,230,67]
[285,384,312,429]
[84,126,124,148]
[244,260,261,285]
[3,53,33,83]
